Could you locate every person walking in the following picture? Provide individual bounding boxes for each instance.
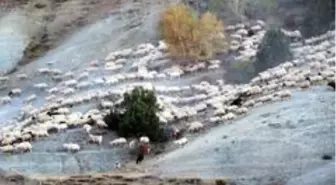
[136,142,150,164]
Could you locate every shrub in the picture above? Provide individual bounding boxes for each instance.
[104,87,165,142]
[254,28,292,72]
[160,3,226,61]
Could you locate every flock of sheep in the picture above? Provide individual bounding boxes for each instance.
[0,20,334,155]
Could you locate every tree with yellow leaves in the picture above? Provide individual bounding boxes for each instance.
[160,3,226,61]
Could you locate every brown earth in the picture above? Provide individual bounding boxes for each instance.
[0,170,230,185]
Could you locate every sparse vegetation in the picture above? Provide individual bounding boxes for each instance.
[104,87,165,142]
[255,28,292,72]
[160,3,226,61]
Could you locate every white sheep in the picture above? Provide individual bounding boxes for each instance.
[174,137,188,146]
[56,124,68,132]
[100,101,113,109]
[140,136,150,143]
[0,76,9,83]
[195,103,207,112]
[0,96,11,105]
[158,40,168,51]
[210,116,221,123]
[0,145,14,153]
[9,88,22,96]
[88,134,103,145]
[242,99,255,107]
[57,108,70,115]
[63,72,74,79]
[64,80,77,87]
[47,87,59,94]
[34,83,48,90]
[277,90,291,99]
[62,143,80,153]
[1,136,16,145]
[17,74,28,80]
[25,94,37,103]
[96,119,108,128]
[38,68,50,74]
[14,142,32,153]
[259,95,273,103]
[308,75,324,83]
[235,107,248,115]
[61,88,75,95]
[188,122,204,132]
[32,129,49,138]
[50,68,62,75]
[78,72,89,81]
[282,62,294,69]
[77,81,92,89]
[223,112,236,121]
[83,124,92,133]
[283,81,296,87]
[109,138,127,146]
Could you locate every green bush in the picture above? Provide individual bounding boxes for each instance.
[104,87,165,142]
[255,28,292,72]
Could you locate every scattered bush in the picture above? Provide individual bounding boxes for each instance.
[255,28,292,72]
[104,87,165,142]
[160,3,226,61]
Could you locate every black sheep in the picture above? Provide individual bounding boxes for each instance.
[327,81,335,90]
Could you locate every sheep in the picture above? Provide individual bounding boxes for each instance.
[174,137,188,146]
[308,75,324,83]
[210,116,221,123]
[223,112,236,121]
[83,124,92,133]
[96,119,108,128]
[283,81,296,87]
[1,136,16,146]
[109,138,127,146]
[32,129,49,138]
[100,100,113,109]
[88,134,103,145]
[0,76,9,83]
[259,95,273,103]
[158,40,168,51]
[282,62,294,69]
[38,68,51,74]
[14,142,32,153]
[320,70,335,78]
[242,99,255,107]
[50,69,62,75]
[20,133,33,141]
[77,81,92,89]
[188,122,204,132]
[34,83,48,90]
[63,72,74,79]
[64,79,78,86]
[9,88,22,96]
[259,71,272,81]
[47,87,59,94]
[195,103,207,112]
[62,143,80,153]
[235,107,248,115]
[0,145,14,153]
[25,94,37,103]
[17,74,28,80]
[230,34,242,41]
[140,136,150,143]
[277,90,291,99]
[61,88,75,96]
[0,96,11,105]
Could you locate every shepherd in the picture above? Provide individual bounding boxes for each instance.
[136,137,150,164]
